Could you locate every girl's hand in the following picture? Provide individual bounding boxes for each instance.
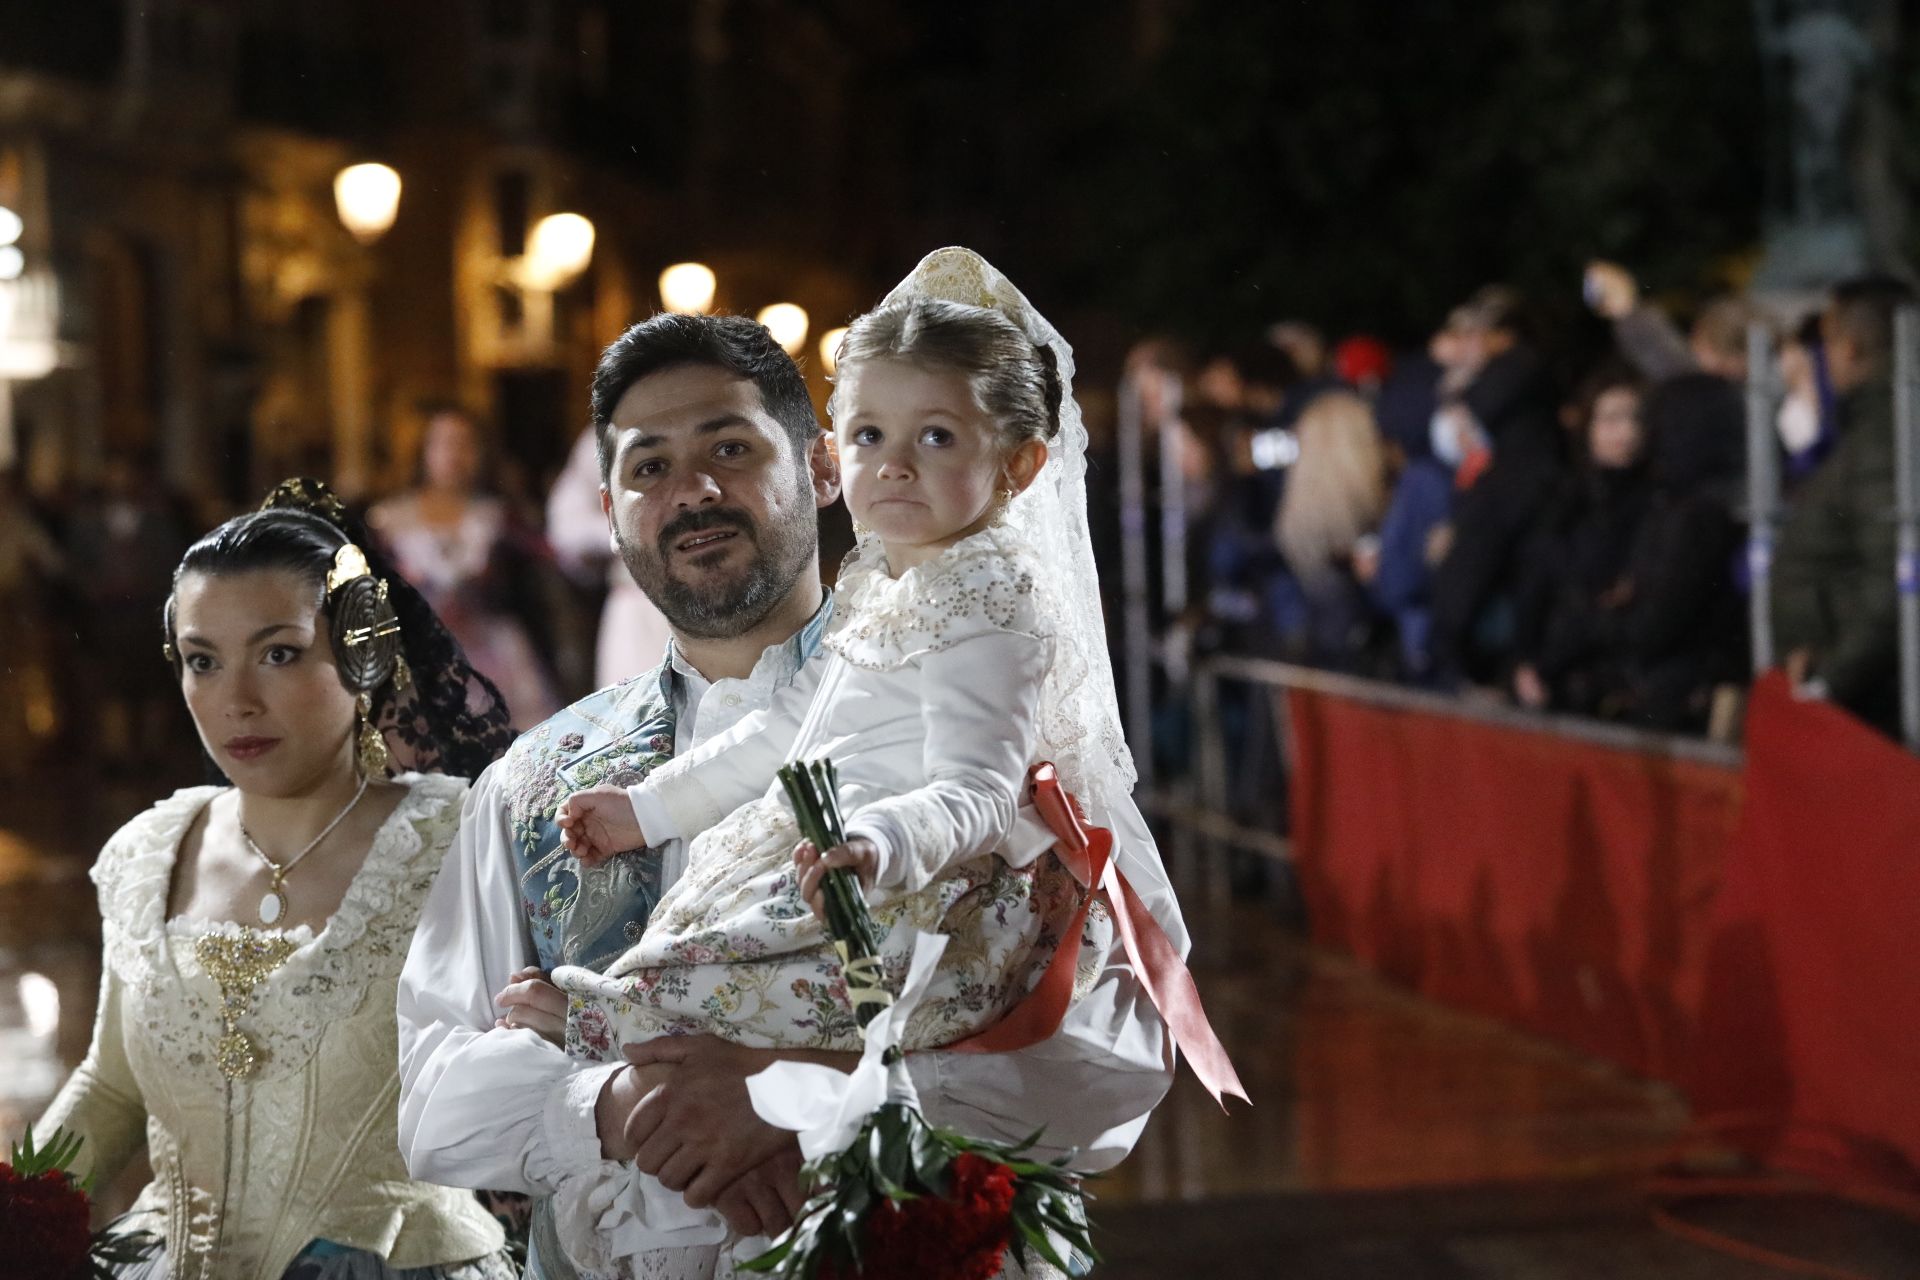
[495,966,568,1046]
[557,786,647,866]
[791,838,881,923]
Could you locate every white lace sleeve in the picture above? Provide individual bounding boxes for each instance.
[843,628,1051,893]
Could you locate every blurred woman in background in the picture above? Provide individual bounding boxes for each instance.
[1276,391,1389,670]
[370,406,560,728]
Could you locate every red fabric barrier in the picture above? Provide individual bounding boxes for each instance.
[1287,686,1743,1082]
[1693,673,1920,1187]
[1286,674,1920,1189]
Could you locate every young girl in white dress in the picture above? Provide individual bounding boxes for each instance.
[545,250,1142,1278]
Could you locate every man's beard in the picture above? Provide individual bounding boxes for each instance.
[616,498,816,641]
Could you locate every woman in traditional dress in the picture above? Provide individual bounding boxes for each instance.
[370,405,561,728]
[38,479,520,1280]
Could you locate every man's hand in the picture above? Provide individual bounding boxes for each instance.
[712,1146,807,1239]
[620,1035,855,1208]
[1512,663,1550,711]
[1785,647,1829,700]
[556,785,646,866]
[594,1060,672,1161]
[1583,260,1639,320]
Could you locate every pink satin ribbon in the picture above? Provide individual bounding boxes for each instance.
[948,764,1250,1109]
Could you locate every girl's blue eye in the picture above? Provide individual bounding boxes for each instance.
[852,427,881,446]
[921,426,953,446]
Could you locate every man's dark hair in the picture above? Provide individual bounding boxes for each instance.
[589,313,820,478]
[1829,274,1917,368]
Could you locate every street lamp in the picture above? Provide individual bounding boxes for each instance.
[525,212,596,289]
[757,302,808,357]
[659,262,717,314]
[818,326,848,375]
[333,163,402,244]
[0,206,20,282]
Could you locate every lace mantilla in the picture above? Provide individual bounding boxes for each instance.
[94,773,467,1085]
[824,523,1047,672]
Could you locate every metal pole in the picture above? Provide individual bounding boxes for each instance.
[1117,374,1155,793]
[1192,661,1231,958]
[1745,320,1781,676]
[1895,306,1920,749]
[1156,373,1188,621]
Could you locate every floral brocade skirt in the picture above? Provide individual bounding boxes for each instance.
[559,794,1106,1060]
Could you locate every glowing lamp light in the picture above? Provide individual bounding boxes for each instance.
[525,212,596,289]
[818,326,849,375]
[333,163,402,243]
[0,247,22,282]
[659,262,717,314]
[0,206,20,248]
[19,972,58,1039]
[757,303,809,356]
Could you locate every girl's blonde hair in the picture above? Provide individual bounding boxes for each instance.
[1276,391,1388,576]
[828,298,1062,447]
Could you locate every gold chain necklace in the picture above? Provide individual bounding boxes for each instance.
[237,774,369,926]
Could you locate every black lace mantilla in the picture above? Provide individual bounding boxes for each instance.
[264,479,517,780]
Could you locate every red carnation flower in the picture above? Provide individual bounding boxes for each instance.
[821,1153,1018,1280]
[0,1164,94,1280]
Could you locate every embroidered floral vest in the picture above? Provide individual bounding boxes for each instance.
[499,665,679,974]
[501,605,831,1280]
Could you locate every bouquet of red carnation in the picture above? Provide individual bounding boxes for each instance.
[2,1126,159,1280]
[739,760,1096,1280]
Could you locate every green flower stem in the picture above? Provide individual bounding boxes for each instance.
[779,760,891,1035]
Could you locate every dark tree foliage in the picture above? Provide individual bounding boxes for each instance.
[1055,0,1768,346]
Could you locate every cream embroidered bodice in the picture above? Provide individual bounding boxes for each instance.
[38,773,504,1280]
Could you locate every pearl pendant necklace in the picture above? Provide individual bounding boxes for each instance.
[239,775,370,927]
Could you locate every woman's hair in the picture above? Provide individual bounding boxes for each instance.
[165,506,353,658]
[828,297,1062,448]
[164,479,514,779]
[1276,391,1388,576]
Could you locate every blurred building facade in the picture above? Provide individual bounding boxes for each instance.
[0,0,1032,510]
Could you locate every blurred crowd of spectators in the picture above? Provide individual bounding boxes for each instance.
[1112,264,1918,742]
[1,263,1914,791]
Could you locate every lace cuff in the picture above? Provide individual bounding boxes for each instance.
[542,1062,727,1268]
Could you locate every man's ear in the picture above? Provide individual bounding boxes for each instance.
[1004,438,1049,496]
[601,484,619,555]
[809,431,842,508]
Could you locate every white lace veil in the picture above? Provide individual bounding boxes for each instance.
[875,249,1132,817]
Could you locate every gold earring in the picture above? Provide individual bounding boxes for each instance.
[356,691,392,776]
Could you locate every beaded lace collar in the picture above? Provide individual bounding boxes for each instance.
[824,523,1049,671]
[93,774,466,1082]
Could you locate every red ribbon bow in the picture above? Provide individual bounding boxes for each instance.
[949,764,1249,1109]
